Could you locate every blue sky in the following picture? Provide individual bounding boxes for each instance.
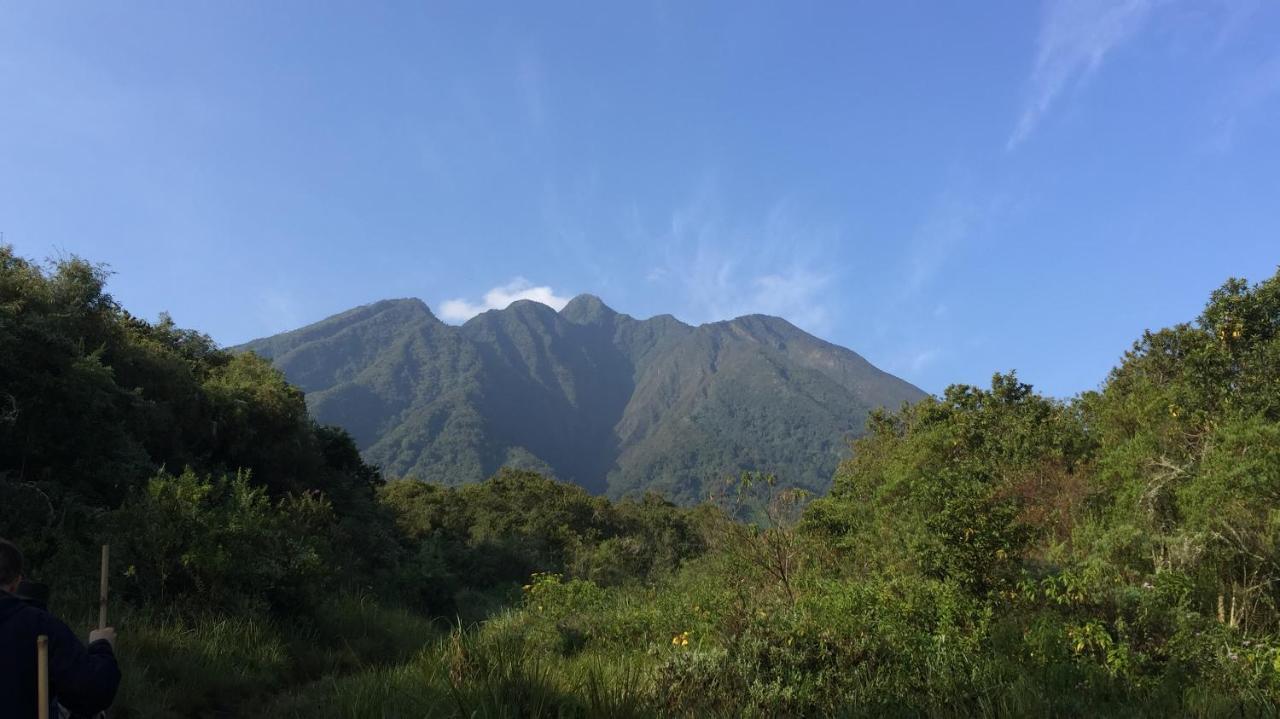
[2,1,1277,397]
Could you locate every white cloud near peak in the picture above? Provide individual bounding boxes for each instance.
[439,278,571,322]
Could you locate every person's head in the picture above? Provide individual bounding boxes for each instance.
[0,538,23,594]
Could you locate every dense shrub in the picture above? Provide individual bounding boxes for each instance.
[110,468,337,614]
[377,469,707,615]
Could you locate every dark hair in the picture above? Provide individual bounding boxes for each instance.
[0,538,23,587]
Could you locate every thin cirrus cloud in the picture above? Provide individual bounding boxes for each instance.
[1008,0,1158,149]
[639,187,839,336]
[439,278,571,322]
[911,348,941,373]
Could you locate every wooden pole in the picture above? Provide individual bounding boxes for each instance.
[99,545,114,719]
[98,544,109,630]
[37,635,49,719]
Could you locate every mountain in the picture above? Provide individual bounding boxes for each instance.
[236,295,926,503]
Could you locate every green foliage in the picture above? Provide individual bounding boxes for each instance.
[0,246,391,583]
[1076,268,1280,635]
[807,371,1092,593]
[110,468,337,614]
[377,468,706,615]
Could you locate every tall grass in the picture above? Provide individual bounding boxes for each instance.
[269,612,659,718]
[286,591,440,678]
[75,592,439,717]
[112,610,289,718]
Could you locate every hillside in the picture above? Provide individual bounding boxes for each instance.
[238,295,925,502]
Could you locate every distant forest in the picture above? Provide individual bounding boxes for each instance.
[3,244,1280,716]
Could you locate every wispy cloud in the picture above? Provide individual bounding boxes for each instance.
[1009,0,1158,149]
[910,348,941,373]
[749,269,833,329]
[439,278,571,322]
[881,346,945,385]
[642,188,839,334]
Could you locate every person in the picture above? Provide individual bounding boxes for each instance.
[0,538,120,718]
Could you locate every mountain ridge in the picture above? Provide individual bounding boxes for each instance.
[237,295,926,503]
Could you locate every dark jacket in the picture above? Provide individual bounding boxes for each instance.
[0,591,120,718]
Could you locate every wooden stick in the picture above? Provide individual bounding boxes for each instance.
[37,635,49,719]
[99,544,114,719]
[98,544,110,630]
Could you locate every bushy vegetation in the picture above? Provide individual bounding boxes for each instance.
[0,247,703,715]
[5,244,1280,716]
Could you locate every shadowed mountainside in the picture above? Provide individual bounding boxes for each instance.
[238,295,926,502]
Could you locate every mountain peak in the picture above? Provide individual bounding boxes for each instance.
[560,294,617,325]
[461,298,560,328]
[509,298,554,310]
[728,313,803,335]
[234,297,437,354]
[389,297,436,318]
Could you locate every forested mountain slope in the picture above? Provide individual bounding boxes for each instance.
[239,295,925,502]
